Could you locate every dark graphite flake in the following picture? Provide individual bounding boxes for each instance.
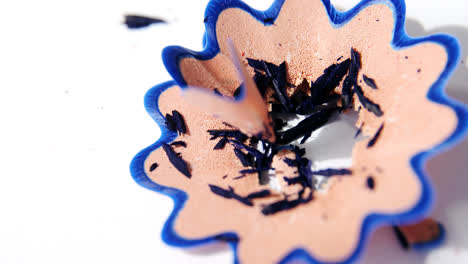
[366,176,375,190]
[246,189,271,199]
[213,138,228,150]
[310,58,350,105]
[354,84,383,117]
[309,168,352,177]
[124,15,166,29]
[209,185,253,206]
[276,108,335,145]
[165,110,187,135]
[247,58,292,112]
[367,123,384,148]
[341,48,361,108]
[165,114,177,131]
[149,163,158,172]
[233,148,253,167]
[392,226,410,250]
[170,141,187,147]
[171,110,187,134]
[261,190,313,215]
[363,75,378,89]
[354,122,364,138]
[208,129,248,143]
[161,143,191,178]
[208,185,271,206]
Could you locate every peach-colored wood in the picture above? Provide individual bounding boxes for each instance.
[181,40,275,141]
[146,0,457,262]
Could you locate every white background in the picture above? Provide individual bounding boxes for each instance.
[1,0,467,263]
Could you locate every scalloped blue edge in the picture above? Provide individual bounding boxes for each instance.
[131,0,468,263]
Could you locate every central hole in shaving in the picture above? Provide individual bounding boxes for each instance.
[259,109,366,191]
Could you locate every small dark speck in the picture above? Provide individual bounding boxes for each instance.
[337,56,343,61]
[222,175,228,179]
[203,17,208,23]
[417,68,421,73]
[233,175,246,180]
[367,176,375,190]
[404,56,408,59]
[359,79,362,83]
[264,17,274,24]
[278,43,282,47]
[149,163,158,172]
[376,19,380,22]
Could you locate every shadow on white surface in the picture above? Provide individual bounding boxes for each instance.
[184,241,231,255]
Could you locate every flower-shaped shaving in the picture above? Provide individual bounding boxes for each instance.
[131,0,467,263]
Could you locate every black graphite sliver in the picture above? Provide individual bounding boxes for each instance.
[310,58,351,105]
[392,226,410,250]
[247,58,292,112]
[246,190,271,200]
[261,191,313,215]
[165,114,177,131]
[165,111,187,135]
[310,168,352,177]
[341,48,360,108]
[354,122,364,138]
[354,84,383,117]
[233,148,252,167]
[208,185,253,206]
[208,129,248,142]
[170,141,187,147]
[283,157,296,167]
[208,185,272,206]
[161,143,191,178]
[149,163,158,172]
[367,123,384,148]
[366,176,375,190]
[363,75,378,89]
[213,138,228,150]
[276,108,334,145]
[171,110,187,134]
[239,168,260,174]
[124,15,166,29]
